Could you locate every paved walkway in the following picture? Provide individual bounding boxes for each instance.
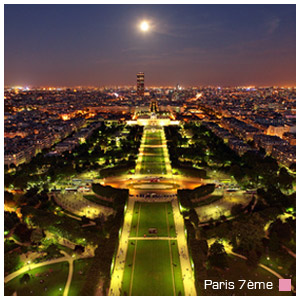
[5,250,89,296]
[5,256,68,284]
[172,199,197,296]
[108,123,197,296]
[224,245,296,293]
[62,252,74,296]
[281,244,296,258]
[108,198,135,296]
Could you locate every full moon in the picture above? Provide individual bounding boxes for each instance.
[140,21,150,32]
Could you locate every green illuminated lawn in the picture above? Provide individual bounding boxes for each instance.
[145,138,163,145]
[140,129,166,173]
[145,131,162,139]
[121,126,184,296]
[68,258,94,296]
[121,240,184,296]
[144,130,163,146]
[4,262,69,296]
[200,255,293,296]
[143,147,164,155]
[140,163,167,174]
[141,156,165,163]
[130,202,176,237]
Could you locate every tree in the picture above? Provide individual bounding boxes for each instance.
[268,232,280,251]
[14,223,32,243]
[4,251,20,274]
[208,241,228,269]
[13,175,28,190]
[278,168,294,191]
[230,164,245,183]
[269,219,292,242]
[199,239,208,259]
[75,245,85,254]
[20,273,30,284]
[30,229,44,243]
[4,191,16,209]
[231,204,244,216]
[189,209,199,227]
[247,249,261,267]
[229,213,265,255]
[4,211,20,231]
[4,191,13,202]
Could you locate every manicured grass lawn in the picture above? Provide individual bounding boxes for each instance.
[170,240,185,295]
[4,262,69,296]
[140,127,169,174]
[199,255,293,296]
[99,165,134,178]
[143,147,164,155]
[260,250,295,287]
[145,138,163,145]
[144,130,163,145]
[68,258,94,296]
[122,240,184,296]
[142,156,165,163]
[145,131,162,139]
[130,202,176,237]
[140,137,166,174]
[173,167,207,178]
[140,163,167,174]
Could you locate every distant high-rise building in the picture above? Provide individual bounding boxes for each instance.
[137,72,145,98]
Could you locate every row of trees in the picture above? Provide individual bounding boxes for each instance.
[166,124,295,192]
[5,124,142,190]
[80,201,125,295]
[92,183,129,210]
[173,123,296,293]
[178,184,215,208]
[167,124,295,217]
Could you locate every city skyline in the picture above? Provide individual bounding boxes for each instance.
[4,4,296,87]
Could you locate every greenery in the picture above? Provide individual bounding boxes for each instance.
[5,251,22,275]
[130,202,176,237]
[5,124,142,191]
[92,183,128,210]
[5,262,69,296]
[122,240,184,296]
[166,124,295,193]
[173,166,207,178]
[200,255,293,296]
[99,162,135,178]
[80,208,124,295]
[178,184,216,208]
[229,213,265,264]
[83,195,114,208]
[5,211,20,232]
[21,206,105,245]
[208,241,228,269]
[68,258,94,296]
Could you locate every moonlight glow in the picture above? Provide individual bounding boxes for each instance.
[140,21,150,32]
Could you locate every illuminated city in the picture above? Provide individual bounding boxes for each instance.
[4,3,296,297]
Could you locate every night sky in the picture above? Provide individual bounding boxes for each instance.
[4,4,296,87]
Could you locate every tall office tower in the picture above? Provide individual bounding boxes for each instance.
[137,72,145,98]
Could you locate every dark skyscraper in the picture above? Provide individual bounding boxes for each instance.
[137,72,144,98]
